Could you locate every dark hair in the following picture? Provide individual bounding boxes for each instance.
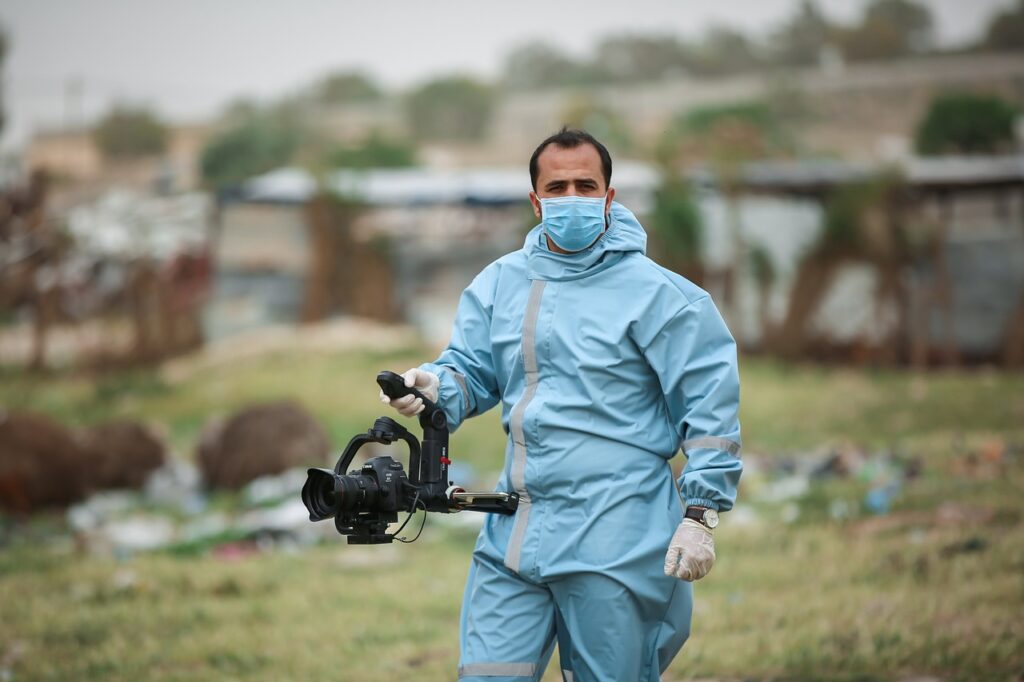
[529,127,612,191]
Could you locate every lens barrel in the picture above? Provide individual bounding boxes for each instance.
[302,468,383,521]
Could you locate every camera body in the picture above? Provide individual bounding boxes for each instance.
[301,371,518,544]
[316,453,411,544]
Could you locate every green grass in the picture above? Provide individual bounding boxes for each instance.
[5,350,1022,466]
[2,350,1023,680]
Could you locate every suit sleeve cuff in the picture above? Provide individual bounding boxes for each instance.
[683,497,721,511]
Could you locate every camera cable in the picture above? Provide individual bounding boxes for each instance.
[390,490,428,544]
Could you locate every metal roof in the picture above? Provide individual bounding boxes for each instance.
[238,163,660,206]
[736,155,1024,195]
[237,154,1024,206]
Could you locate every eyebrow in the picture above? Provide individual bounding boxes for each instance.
[544,178,598,190]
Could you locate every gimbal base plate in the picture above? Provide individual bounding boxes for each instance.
[346,534,394,544]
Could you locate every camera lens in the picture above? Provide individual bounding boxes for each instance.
[302,468,341,521]
[302,468,382,521]
[336,475,379,511]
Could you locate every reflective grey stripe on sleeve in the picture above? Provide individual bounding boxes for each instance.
[562,670,574,682]
[504,279,546,573]
[443,366,471,414]
[458,662,537,678]
[682,436,741,458]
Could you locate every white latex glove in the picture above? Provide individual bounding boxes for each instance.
[663,519,716,581]
[378,368,440,417]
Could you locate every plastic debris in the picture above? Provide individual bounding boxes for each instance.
[242,468,309,506]
[102,515,177,555]
[143,458,205,514]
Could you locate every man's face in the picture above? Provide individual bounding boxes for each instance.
[530,143,615,221]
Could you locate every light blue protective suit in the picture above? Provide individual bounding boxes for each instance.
[420,202,742,682]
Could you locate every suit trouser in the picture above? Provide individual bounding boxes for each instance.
[458,551,692,682]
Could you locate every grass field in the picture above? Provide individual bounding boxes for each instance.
[2,344,1023,681]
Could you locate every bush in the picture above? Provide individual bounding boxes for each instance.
[93,107,167,160]
[325,132,416,169]
[405,76,495,142]
[915,92,1019,156]
[200,116,299,190]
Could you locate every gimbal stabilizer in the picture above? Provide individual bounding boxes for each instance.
[301,371,519,544]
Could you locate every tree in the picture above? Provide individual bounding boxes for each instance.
[501,42,606,89]
[0,23,7,136]
[984,0,1024,52]
[691,26,762,76]
[559,96,631,152]
[649,172,704,284]
[593,35,692,82]
[405,76,495,142]
[315,71,381,105]
[864,0,933,50]
[93,106,167,160]
[200,112,300,190]
[839,0,933,61]
[915,92,1019,155]
[678,100,796,159]
[748,244,777,344]
[774,174,913,362]
[325,131,416,169]
[771,0,837,66]
[661,98,797,330]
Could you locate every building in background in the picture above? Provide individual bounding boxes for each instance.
[212,154,1024,365]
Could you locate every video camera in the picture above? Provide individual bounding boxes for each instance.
[301,370,518,544]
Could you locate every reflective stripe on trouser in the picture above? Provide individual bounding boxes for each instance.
[459,551,692,682]
[458,663,537,678]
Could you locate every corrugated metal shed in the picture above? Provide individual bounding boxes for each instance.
[736,155,1024,196]
[238,163,660,207]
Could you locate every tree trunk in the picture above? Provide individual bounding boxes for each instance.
[873,259,905,366]
[773,250,845,359]
[1003,289,1024,367]
[934,196,959,367]
[302,196,338,323]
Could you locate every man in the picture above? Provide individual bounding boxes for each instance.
[381,128,742,682]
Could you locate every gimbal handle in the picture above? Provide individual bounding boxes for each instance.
[376,370,435,411]
[377,370,448,495]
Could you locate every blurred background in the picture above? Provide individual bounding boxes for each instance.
[0,1,1022,680]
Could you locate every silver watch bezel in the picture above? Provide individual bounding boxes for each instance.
[702,508,719,529]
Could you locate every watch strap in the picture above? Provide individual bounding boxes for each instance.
[684,506,708,525]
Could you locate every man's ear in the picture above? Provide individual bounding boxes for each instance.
[529,191,542,219]
[604,187,616,214]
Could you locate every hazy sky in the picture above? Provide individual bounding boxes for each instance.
[0,0,1014,151]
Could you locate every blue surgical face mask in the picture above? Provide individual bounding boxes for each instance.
[538,194,608,252]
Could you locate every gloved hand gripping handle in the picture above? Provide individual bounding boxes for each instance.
[376,371,448,504]
[376,370,440,416]
[377,370,518,516]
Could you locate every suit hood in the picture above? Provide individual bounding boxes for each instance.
[524,201,648,282]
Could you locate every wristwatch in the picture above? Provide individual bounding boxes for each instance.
[684,506,719,529]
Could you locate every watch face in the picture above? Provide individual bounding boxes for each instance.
[704,509,720,528]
